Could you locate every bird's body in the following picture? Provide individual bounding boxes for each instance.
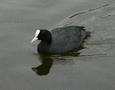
[35,26,89,54]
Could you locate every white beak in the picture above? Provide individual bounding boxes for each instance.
[31,37,38,43]
[31,29,40,44]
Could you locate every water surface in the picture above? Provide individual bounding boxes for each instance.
[0,0,115,90]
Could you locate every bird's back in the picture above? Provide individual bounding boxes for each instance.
[48,26,87,54]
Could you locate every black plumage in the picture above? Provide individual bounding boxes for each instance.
[34,26,89,54]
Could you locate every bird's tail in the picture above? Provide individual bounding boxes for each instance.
[80,26,91,40]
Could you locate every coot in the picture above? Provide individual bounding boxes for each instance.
[31,26,89,54]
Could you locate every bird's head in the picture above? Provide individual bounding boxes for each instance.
[31,29,52,44]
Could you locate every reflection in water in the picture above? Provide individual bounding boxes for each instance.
[32,55,53,76]
[32,52,80,76]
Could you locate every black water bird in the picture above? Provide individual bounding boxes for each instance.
[31,26,89,55]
